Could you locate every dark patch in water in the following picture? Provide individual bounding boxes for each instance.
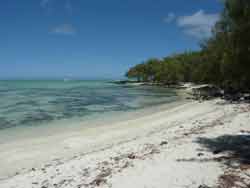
[15,100,40,106]
[20,111,54,126]
[0,117,15,130]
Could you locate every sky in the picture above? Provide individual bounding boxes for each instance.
[0,0,222,79]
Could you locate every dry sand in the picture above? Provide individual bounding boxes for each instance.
[0,99,250,188]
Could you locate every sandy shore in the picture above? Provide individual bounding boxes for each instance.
[0,99,250,188]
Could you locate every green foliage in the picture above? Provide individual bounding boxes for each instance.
[126,51,205,85]
[126,0,250,92]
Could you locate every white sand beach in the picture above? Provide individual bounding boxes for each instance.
[0,99,250,188]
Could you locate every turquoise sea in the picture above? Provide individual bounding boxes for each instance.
[0,80,180,131]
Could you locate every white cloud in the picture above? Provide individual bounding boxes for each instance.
[50,24,76,35]
[177,10,220,39]
[163,12,176,23]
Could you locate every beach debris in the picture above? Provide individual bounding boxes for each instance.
[149,148,160,155]
[41,179,49,188]
[121,161,130,169]
[90,177,107,186]
[127,153,136,159]
[88,168,111,187]
[197,152,204,157]
[213,149,222,155]
[98,168,112,178]
[41,168,46,173]
[198,185,211,188]
[218,173,246,188]
[160,141,168,146]
[100,161,109,166]
[80,168,90,177]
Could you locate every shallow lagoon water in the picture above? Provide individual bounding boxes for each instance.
[0,80,181,142]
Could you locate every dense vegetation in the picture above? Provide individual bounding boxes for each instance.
[126,0,250,92]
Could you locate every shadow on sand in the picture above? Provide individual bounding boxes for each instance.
[177,134,250,167]
[196,134,250,166]
[177,134,250,188]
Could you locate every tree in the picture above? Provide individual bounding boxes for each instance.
[126,0,250,92]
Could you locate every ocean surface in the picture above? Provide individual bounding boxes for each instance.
[0,80,180,132]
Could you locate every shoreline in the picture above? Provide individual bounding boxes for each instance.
[0,97,249,187]
[0,90,189,179]
[0,88,187,144]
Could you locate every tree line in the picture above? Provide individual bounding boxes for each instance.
[126,0,250,93]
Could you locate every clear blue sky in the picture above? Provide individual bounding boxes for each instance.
[0,0,222,79]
